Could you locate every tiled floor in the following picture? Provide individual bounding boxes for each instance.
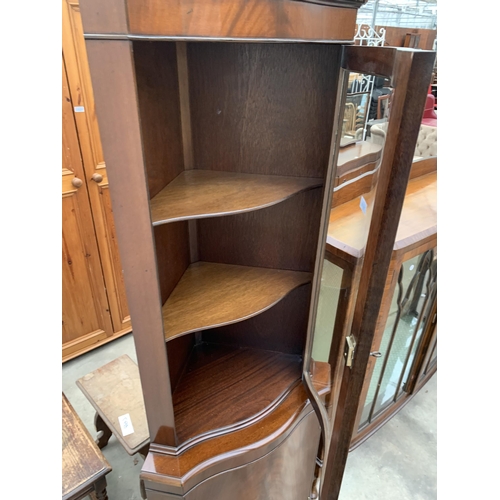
[62,333,436,500]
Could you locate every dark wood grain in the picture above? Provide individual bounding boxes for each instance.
[141,374,326,496]
[162,261,311,340]
[188,42,339,179]
[167,334,196,394]
[153,221,191,306]
[342,45,399,80]
[173,343,302,445]
[84,39,176,446]
[147,410,320,499]
[203,283,312,355]
[198,188,323,272]
[62,394,111,500]
[150,170,322,224]
[132,41,184,199]
[125,0,357,40]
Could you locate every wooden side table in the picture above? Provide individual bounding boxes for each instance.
[62,393,112,500]
[76,355,150,458]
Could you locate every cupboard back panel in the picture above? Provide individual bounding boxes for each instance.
[154,222,191,305]
[202,283,312,355]
[133,41,185,199]
[197,189,323,273]
[187,42,340,178]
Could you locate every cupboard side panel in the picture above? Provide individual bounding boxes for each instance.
[133,41,185,199]
[84,39,176,446]
[154,222,191,306]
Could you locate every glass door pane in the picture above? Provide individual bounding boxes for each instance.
[360,248,436,427]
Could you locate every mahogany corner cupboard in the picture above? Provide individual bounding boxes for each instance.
[77,1,435,498]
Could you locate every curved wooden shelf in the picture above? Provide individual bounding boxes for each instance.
[173,343,302,448]
[150,170,322,225]
[162,262,311,341]
[143,348,330,491]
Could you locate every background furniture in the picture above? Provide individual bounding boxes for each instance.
[62,0,131,362]
[422,93,438,127]
[350,170,437,447]
[370,122,437,159]
[62,393,112,500]
[77,0,435,498]
[76,355,150,458]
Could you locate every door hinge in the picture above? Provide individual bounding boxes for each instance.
[344,334,356,368]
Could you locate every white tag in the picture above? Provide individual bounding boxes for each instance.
[74,106,85,112]
[360,195,367,214]
[118,413,135,436]
[409,265,415,271]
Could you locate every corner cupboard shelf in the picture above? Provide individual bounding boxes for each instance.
[150,169,323,225]
[171,343,302,447]
[163,261,311,341]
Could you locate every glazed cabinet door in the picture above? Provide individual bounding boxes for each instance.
[62,56,114,358]
[303,45,436,500]
[62,0,131,340]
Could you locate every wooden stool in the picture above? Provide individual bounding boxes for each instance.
[62,393,112,500]
[76,355,150,458]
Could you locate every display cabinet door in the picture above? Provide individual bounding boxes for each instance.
[301,45,435,500]
[357,248,436,431]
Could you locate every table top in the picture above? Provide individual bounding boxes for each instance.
[62,393,111,500]
[327,171,436,260]
[76,355,149,455]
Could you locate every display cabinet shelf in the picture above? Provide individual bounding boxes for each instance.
[162,261,312,341]
[150,170,323,225]
[172,342,302,446]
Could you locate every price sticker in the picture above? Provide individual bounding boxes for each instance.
[118,413,135,436]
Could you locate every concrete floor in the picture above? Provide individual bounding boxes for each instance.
[62,333,436,500]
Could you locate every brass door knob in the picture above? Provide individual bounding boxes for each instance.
[72,177,83,188]
[92,173,103,183]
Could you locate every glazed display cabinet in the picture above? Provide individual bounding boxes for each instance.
[78,0,435,498]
